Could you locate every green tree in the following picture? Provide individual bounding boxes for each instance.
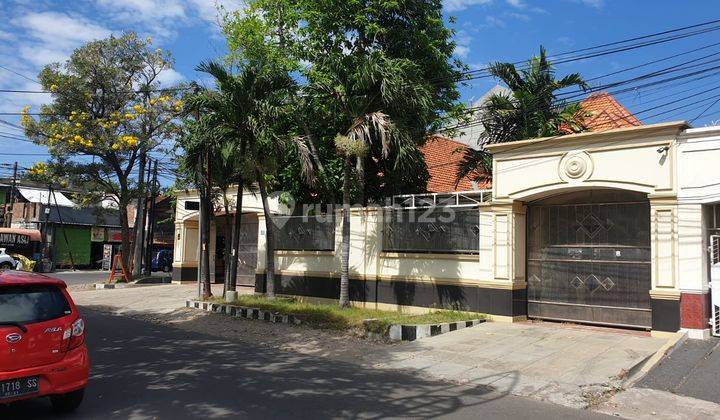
[456,46,589,185]
[223,0,464,307]
[21,33,182,273]
[175,90,219,298]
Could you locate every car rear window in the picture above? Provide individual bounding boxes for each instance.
[0,285,72,324]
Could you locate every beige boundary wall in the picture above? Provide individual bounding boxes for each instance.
[173,121,720,335]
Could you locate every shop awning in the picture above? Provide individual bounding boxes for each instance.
[0,228,42,246]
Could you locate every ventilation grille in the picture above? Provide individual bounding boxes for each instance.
[712,235,720,265]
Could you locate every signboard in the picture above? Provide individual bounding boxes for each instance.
[91,226,105,242]
[0,232,30,246]
[107,229,123,243]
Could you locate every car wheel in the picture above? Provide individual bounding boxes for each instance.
[50,388,85,413]
[0,262,12,269]
[163,264,171,272]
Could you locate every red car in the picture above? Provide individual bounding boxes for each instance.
[0,271,88,413]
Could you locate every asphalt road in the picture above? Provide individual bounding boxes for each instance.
[637,337,720,404]
[2,309,612,419]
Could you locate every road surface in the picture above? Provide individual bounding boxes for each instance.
[46,270,171,286]
[1,309,612,419]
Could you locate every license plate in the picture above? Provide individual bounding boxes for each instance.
[0,376,39,400]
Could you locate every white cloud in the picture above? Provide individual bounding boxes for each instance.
[577,0,604,8]
[454,30,473,59]
[482,16,506,28]
[506,12,530,21]
[444,0,492,13]
[188,0,246,24]
[0,30,14,41]
[14,12,112,51]
[506,0,525,8]
[155,68,186,86]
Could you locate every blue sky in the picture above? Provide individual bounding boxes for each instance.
[0,0,718,171]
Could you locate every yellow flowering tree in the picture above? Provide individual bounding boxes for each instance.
[20,33,183,272]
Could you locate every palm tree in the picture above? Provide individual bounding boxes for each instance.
[195,61,316,300]
[456,46,589,185]
[176,95,221,298]
[321,54,430,308]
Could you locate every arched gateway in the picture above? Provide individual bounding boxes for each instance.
[485,121,689,335]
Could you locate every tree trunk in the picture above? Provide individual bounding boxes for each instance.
[222,192,232,298]
[339,155,351,308]
[227,179,244,292]
[355,155,365,206]
[118,194,131,279]
[198,152,213,299]
[199,187,212,299]
[131,153,147,278]
[257,172,275,299]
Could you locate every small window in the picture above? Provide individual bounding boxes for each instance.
[184,201,199,211]
[0,285,72,324]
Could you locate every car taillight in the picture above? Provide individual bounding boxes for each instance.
[65,317,85,351]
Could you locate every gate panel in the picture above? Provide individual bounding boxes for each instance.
[527,197,651,328]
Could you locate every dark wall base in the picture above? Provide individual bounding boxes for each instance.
[651,298,681,332]
[255,272,527,317]
[172,266,197,282]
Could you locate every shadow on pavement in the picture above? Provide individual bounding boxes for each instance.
[2,307,510,419]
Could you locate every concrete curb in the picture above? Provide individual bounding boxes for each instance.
[388,319,486,341]
[94,279,175,289]
[624,330,688,387]
[186,300,302,325]
[94,283,130,289]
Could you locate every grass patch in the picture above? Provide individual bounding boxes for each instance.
[208,295,483,332]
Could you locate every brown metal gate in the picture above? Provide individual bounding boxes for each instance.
[526,192,652,329]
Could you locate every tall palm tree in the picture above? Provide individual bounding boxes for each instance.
[456,46,589,185]
[176,98,221,299]
[320,53,431,308]
[195,61,316,300]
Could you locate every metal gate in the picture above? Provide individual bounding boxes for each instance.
[710,235,720,336]
[527,194,652,329]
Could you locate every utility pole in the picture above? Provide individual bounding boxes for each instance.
[143,159,158,276]
[41,184,52,260]
[5,162,17,227]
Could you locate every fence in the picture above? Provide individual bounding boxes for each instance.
[272,214,336,251]
[382,207,480,254]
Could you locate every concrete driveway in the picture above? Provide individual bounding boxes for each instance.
[369,321,667,408]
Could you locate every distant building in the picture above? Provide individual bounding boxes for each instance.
[0,181,134,268]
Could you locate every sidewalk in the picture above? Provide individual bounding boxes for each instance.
[364,320,667,409]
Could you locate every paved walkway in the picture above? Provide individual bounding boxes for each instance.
[368,321,667,408]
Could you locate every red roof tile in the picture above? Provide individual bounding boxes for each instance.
[580,92,642,132]
[420,136,490,193]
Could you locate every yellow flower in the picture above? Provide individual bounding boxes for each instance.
[111,143,121,151]
[158,95,171,103]
[133,104,144,113]
[149,98,157,106]
[75,122,82,128]
[20,105,32,126]
[69,115,75,121]
[73,135,83,142]
[124,113,135,120]
[49,84,58,92]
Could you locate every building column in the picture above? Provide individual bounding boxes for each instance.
[649,197,681,336]
[479,200,527,321]
[171,219,198,282]
[677,204,711,339]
